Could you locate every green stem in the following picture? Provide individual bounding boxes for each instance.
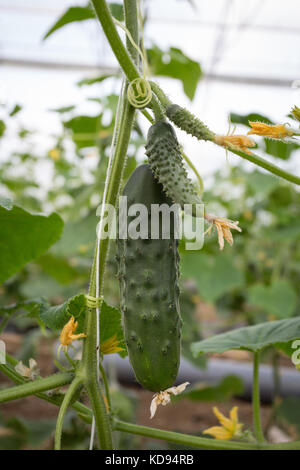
[80,0,138,450]
[91,0,139,82]
[54,376,83,450]
[0,371,73,404]
[113,419,300,450]
[253,351,265,443]
[99,360,112,411]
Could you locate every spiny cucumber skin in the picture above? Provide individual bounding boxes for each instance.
[166,104,215,142]
[145,121,202,208]
[117,164,181,392]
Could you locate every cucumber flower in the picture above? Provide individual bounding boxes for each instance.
[214,134,256,154]
[150,382,190,419]
[203,406,243,440]
[248,122,294,139]
[205,214,242,250]
[59,316,86,351]
[100,334,124,355]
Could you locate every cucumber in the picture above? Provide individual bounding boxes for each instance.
[166,104,215,141]
[145,120,202,209]
[117,164,181,392]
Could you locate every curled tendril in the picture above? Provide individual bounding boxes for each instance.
[127,78,152,109]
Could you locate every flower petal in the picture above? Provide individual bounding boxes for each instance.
[203,426,233,440]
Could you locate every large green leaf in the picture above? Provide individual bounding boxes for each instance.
[192,317,300,356]
[40,293,86,332]
[63,114,103,149]
[180,251,244,302]
[36,253,82,285]
[230,112,272,126]
[0,205,63,284]
[147,45,202,100]
[43,2,123,40]
[248,281,297,318]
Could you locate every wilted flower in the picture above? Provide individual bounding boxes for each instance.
[205,214,242,250]
[214,134,255,154]
[248,122,293,139]
[203,406,243,440]
[15,358,39,380]
[150,382,190,419]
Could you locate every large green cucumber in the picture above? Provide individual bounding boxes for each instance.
[145,120,202,208]
[117,164,181,392]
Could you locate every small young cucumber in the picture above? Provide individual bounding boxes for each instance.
[117,164,181,392]
[145,120,202,209]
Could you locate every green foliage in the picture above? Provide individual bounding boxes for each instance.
[147,46,202,100]
[40,293,86,332]
[100,302,127,357]
[0,205,64,284]
[248,280,297,319]
[192,317,300,356]
[181,251,244,303]
[43,2,123,40]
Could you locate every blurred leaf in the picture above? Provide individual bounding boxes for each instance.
[147,45,202,100]
[53,214,97,257]
[176,375,244,402]
[0,205,64,284]
[36,253,81,284]
[230,112,272,127]
[77,74,115,87]
[9,104,22,117]
[248,280,297,318]
[43,2,123,40]
[192,317,300,356]
[50,105,76,113]
[43,5,95,40]
[63,114,102,149]
[244,170,279,196]
[181,252,244,302]
[0,120,6,138]
[276,397,300,434]
[264,139,300,160]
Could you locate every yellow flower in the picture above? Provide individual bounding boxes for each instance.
[49,148,60,161]
[248,122,293,139]
[100,334,124,355]
[150,382,190,419]
[214,134,255,154]
[203,406,243,440]
[59,316,86,348]
[205,214,242,250]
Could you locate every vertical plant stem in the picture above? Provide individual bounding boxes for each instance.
[54,376,83,450]
[80,0,139,450]
[253,351,265,443]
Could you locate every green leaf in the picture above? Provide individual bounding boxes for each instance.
[100,301,126,357]
[264,139,300,160]
[50,105,76,114]
[40,293,86,332]
[176,376,244,402]
[192,317,300,356]
[63,114,103,149]
[180,251,244,302]
[243,170,279,196]
[77,74,115,87]
[230,112,273,127]
[248,280,297,318]
[0,205,64,284]
[43,2,123,40]
[147,45,202,100]
[0,120,6,138]
[0,198,13,210]
[9,104,22,117]
[36,253,81,284]
[43,5,95,40]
